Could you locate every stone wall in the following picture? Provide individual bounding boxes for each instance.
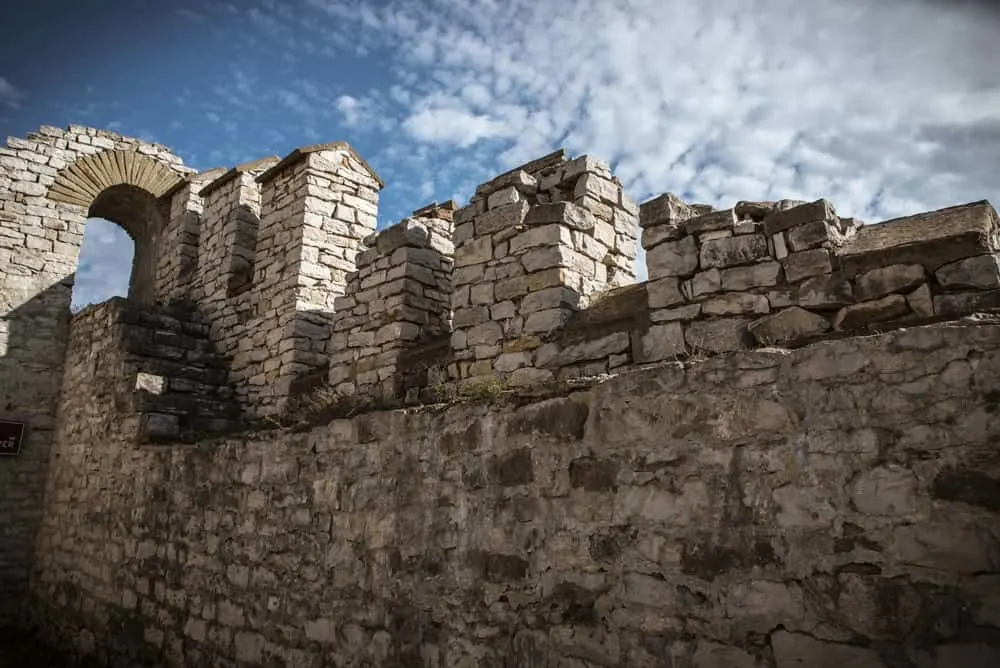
[0,125,194,622]
[639,195,1000,355]
[28,315,1000,667]
[328,202,454,400]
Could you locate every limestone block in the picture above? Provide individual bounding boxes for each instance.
[772,231,789,259]
[647,278,685,309]
[475,200,529,236]
[699,234,769,269]
[685,209,736,234]
[837,200,998,275]
[785,218,843,251]
[455,237,493,267]
[906,283,934,317]
[633,322,685,363]
[833,294,909,330]
[687,268,721,298]
[641,222,686,250]
[734,200,776,221]
[763,199,836,235]
[720,262,782,291]
[487,186,521,209]
[646,235,698,278]
[524,202,596,231]
[573,173,619,205]
[650,303,702,322]
[524,308,571,334]
[933,289,1000,316]
[782,249,832,282]
[639,192,694,229]
[855,263,926,301]
[685,318,751,353]
[702,293,769,316]
[748,307,830,345]
[935,254,1000,291]
[797,274,853,309]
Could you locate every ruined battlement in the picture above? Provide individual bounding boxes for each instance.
[4,124,1000,425]
[4,124,1000,665]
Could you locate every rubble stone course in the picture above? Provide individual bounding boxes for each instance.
[2,125,1000,665]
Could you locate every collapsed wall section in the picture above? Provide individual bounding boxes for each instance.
[450,151,639,386]
[638,195,1000,356]
[328,202,454,400]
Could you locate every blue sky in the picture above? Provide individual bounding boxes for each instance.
[1,0,999,309]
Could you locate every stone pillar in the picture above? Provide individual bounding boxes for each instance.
[328,204,454,400]
[449,151,638,386]
[238,143,382,415]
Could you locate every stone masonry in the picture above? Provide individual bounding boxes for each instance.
[1,124,1000,665]
[328,202,454,400]
[449,151,639,387]
[28,314,1000,667]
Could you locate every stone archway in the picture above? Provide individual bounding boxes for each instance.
[48,148,186,305]
[0,125,193,623]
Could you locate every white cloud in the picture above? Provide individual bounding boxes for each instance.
[305,0,1000,230]
[0,76,23,109]
[72,219,133,310]
[402,107,511,147]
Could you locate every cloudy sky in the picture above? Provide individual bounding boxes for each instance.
[1,0,999,309]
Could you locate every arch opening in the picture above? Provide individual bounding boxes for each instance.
[70,184,167,309]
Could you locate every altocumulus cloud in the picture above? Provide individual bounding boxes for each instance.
[73,0,1000,301]
[310,0,1000,279]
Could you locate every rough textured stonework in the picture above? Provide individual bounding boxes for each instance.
[3,125,1000,665]
[0,125,193,622]
[28,316,1000,666]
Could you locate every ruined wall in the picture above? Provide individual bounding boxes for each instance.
[0,125,193,621]
[28,314,1000,667]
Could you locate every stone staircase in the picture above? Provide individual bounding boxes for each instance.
[110,300,243,443]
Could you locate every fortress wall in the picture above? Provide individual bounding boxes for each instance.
[27,315,1000,667]
[328,202,454,400]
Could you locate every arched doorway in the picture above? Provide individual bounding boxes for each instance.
[0,126,192,622]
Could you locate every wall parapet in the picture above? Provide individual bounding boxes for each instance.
[328,203,455,400]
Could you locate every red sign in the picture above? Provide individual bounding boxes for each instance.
[0,420,25,456]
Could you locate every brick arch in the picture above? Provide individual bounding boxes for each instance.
[46,149,185,209]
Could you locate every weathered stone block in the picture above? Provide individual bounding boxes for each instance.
[855,263,925,301]
[475,200,529,236]
[702,293,769,316]
[525,202,595,231]
[838,200,999,275]
[688,268,721,298]
[639,192,693,228]
[748,307,829,345]
[646,235,698,277]
[720,262,782,291]
[763,198,836,235]
[834,294,909,330]
[933,289,1000,317]
[797,274,853,308]
[700,234,769,269]
[685,317,751,353]
[647,277,685,309]
[633,323,685,363]
[686,209,735,234]
[935,254,1000,291]
[782,249,832,282]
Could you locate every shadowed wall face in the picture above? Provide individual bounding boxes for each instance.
[27,313,1000,667]
[0,126,192,623]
